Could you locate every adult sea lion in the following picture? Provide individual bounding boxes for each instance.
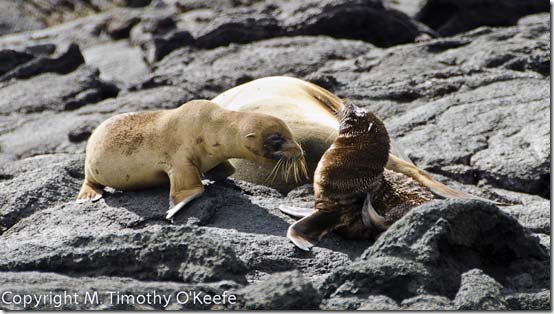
[76,99,307,219]
[212,76,476,200]
[281,102,434,250]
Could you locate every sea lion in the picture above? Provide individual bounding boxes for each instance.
[281,101,434,250]
[76,99,307,219]
[212,76,476,200]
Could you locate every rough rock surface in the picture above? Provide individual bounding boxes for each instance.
[0,0,550,311]
[218,270,321,310]
[318,200,549,303]
[453,269,509,310]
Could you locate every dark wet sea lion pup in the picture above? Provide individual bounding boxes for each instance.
[76,99,307,219]
[281,101,434,250]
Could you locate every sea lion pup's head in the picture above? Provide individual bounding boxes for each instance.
[336,101,391,172]
[238,113,308,183]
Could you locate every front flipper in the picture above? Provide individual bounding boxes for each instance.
[279,205,315,218]
[165,164,205,220]
[204,160,235,181]
[76,180,104,203]
[287,210,342,251]
[362,193,389,232]
[166,187,205,220]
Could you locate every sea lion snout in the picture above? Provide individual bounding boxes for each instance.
[265,137,303,161]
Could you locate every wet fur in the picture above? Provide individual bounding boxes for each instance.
[288,102,434,248]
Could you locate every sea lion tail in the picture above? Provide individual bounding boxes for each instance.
[386,154,501,204]
[389,139,415,165]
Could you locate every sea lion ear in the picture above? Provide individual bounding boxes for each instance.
[245,133,256,138]
[342,99,366,116]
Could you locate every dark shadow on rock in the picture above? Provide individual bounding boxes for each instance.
[0,43,85,82]
[415,0,549,36]
[320,199,549,303]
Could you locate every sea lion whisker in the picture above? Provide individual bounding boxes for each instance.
[285,159,293,182]
[266,158,283,183]
[265,162,276,183]
[301,157,309,179]
[274,158,286,183]
[292,159,297,183]
[294,159,300,183]
[283,159,290,182]
[294,160,301,183]
[280,159,286,181]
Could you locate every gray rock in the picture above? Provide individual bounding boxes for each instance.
[415,0,549,36]
[401,294,455,310]
[502,201,550,234]
[319,200,549,302]
[358,295,400,310]
[83,40,149,88]
[518,13,551,26]
[0,216,247,283]
[505,290,551,310]
[0,154,84,231]
[133,0,432,62]
[280,0,435,47]
[376,24,550,197]
[321,296,367,310]
[0,0,154,37]
[0,1,46,36]
[453,269,508,310]
[142,36,374,98]
[0,112,103,160]
[382,0,426,17]
[0,85,194,161]
[0,49,35,76]
[0,65,118,114]
[535,233,550,255]
[0,43,85,82]
[0,13,112,51]
[219,271,321,310]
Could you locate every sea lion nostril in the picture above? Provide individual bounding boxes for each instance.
[264,134,286,151]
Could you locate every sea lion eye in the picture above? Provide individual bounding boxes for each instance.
[245,133,256,138]
[264,133,285,151]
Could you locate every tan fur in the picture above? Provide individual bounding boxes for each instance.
[77,100,304,217]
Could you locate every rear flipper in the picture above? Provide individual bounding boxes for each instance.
[287,210,343,251]
[279,205,315,218]
[76,180,104,203]
[362,193,389,232]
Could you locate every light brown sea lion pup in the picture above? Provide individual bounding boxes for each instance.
[76,99,307,219]
[280,101,434,251]
[212,76,478,200]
